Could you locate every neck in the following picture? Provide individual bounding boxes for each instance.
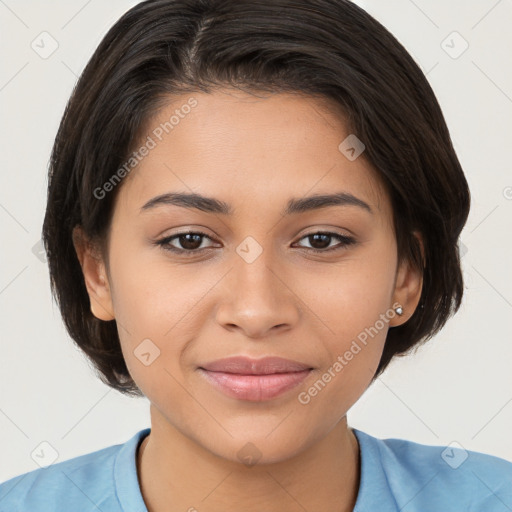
[137,407,360,512]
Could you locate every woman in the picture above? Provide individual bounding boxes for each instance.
[1,0,510,510]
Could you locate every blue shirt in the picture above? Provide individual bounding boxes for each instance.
[1,427,511,511]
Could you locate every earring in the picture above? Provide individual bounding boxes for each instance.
[394,305,403,316]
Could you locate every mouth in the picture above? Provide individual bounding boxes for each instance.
[199,355,313,374]
[198,356,314,401]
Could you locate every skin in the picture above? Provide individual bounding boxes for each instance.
[73,88,423,512]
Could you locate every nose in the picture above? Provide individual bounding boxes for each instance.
[214,246,300,339]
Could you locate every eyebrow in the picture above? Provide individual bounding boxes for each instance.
[141,191,373,216]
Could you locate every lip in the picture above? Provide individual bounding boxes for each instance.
[198,356,314,401]
[199,356,313,374]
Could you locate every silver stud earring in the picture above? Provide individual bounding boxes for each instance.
[394,305,403,316]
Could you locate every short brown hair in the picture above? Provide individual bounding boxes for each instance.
[42,0,470,397]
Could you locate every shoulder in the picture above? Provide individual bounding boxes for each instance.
[353,428,512,511]
[0,428,149,512]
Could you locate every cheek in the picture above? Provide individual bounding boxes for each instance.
[108,239,219,375]
[296,243,396,335]
[299,245,396,400]
[108,237,192,331]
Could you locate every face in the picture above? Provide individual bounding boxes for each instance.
[75,88,422,464]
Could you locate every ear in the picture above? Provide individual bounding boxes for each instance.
[389,231,424,327]
[72,226,115,321]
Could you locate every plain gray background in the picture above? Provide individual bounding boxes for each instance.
[1,0,511,482]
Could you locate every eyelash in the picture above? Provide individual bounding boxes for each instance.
[155,230,356,256]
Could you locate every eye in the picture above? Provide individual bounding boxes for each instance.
[155,230,216,255]
[294,232,356,253]
[155,230,356,256]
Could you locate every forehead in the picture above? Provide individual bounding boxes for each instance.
[114,88,390,223]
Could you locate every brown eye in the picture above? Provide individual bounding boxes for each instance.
[175,233,204,250]
[307,233,332,250]
[156,231,215,255]
[295,232,356,253]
